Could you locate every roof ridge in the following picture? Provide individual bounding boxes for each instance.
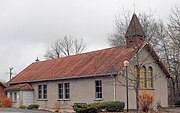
[35,45,127,64]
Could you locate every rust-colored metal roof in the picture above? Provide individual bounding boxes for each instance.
[9,46,137,84]
[0,82,6,88]
[5,83,33,91]
[8,42,171,84]
[125,14,145,38]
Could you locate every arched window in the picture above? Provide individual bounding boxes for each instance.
[148,67,153,88]
[141,66,147,88]
[133,65,138,85]
[134,65,138,79]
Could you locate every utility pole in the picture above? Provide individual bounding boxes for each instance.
[9,67,14,80]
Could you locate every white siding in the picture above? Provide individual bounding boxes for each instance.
[22,91,34,106]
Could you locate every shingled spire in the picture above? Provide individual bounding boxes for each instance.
[125,14,145,47]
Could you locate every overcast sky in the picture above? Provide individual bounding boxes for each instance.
[0,0,179,81]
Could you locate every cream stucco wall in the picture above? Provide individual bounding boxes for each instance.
[31,76,116,109]
[122,47,169,109]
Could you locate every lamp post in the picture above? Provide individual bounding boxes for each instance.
[9,67,14,80]
[124,60,129,112]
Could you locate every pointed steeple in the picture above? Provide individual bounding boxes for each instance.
[125,14,145,37]
[125,14,145,47]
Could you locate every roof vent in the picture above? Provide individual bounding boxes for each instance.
[35,57,39,62]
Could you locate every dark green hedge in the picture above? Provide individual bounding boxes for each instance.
[175,101,180,107]
[73,101,125,113]
[27,104,39,110]
[101,101,125,112]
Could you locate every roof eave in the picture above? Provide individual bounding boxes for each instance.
[9,73,117,85]
[5,89,34,91]
[145,44,172,77]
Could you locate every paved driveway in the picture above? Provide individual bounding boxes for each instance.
[164,108,180,113]
[0,108,53,113]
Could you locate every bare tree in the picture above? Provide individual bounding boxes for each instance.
[167,5,180,100]
[168,5,180,48]
[74,38,86,55]
[154,21,171,66]
[108,8,180,105]
[107,9,131,46]
[151,20,177,103]
[44,35,86,59]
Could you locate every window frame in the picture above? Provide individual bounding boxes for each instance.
[95,80,103,100]
[134,65,154,90]
[58,83,64,99]
[148,66,154,88]
[10,92,13,99]
[38,85,42,99]
[133,65,138,85]
[58,83,70,100]
[38,84,47,100]
[64,83,70,99]
[43,84,47,99]
[140,66,147,89]
[14,92,17,102]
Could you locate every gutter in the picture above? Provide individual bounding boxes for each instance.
[9,73,117,85]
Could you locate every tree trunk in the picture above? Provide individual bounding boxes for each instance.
[171,77,176,103]
[136,65,140,113]
[135,50,141,113]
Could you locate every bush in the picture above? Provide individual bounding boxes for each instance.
[27,104,39,110]
[19,105,27,109]
[139,90,154,112]
[73,101,125,113]
[54,102,61,112]
[0,94,6,107]
[1,97,13,108]
[175,101,180,107]
[157,100,162,109]
[101,101,125,112]
[73,103,96,113]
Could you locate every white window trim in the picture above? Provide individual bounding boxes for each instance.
[58,83,70,101]
[147,66,154,89]
[38,84,48,100]
[95,80,103,100]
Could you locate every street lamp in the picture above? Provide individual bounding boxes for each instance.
[9,67,14,80]
[124,60,129,112]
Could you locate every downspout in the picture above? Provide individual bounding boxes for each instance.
[113,75,116,101]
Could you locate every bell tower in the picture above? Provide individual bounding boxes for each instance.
[125,14,145,48]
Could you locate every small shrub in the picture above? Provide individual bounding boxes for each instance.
[175,101,180,107]
[157,100,162,109]
[73,103,99,113]
[73,103,93,113]
[102,101,125,112]
[139,90,154,112]
[1,97,13,108]
[27,104,39,110]
[73,101,125,113]
[54,102,61,112]
[19,105,27,109]
[0,94,6,107]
